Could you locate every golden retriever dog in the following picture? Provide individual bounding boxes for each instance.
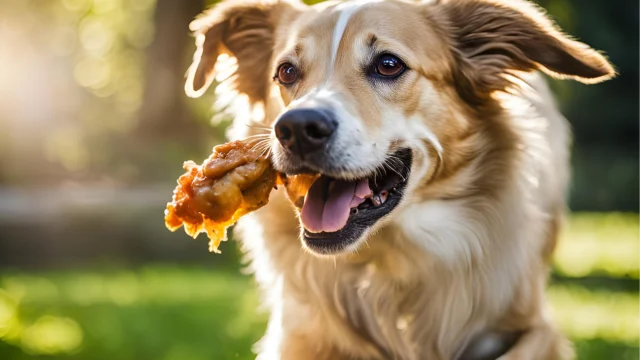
[183,0,614,358]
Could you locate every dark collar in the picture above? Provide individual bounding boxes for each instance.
[456,330,523,360]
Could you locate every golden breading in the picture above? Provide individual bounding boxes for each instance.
[164,139,277,252]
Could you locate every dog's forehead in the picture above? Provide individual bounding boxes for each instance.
[327,1,381,65]
[287,0,447,75]
[300,1,411,45]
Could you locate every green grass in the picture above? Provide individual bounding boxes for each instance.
[0,213,637,360]
[554,213,638,278]
[0,267,268,360]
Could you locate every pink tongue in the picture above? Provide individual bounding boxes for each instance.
[300,178,371,233]
[300,177,330,233]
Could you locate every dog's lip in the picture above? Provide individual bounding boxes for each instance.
[280,166,317,176]
[291,148,412,254]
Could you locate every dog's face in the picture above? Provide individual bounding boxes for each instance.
[268,1,455,254]
[185,0,613,256]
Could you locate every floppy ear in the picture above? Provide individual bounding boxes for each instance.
[436,0,615,104]
[185,0,302,101]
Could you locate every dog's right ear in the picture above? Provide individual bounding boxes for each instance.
[185,0,303,101]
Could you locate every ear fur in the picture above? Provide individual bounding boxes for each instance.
[185,0,302,102]
[435,0,615,105]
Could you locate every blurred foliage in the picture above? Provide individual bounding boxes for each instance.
[0,213,638,360]
[0,0,637,210]
[0,0,213,186]
[0,0,159,183]
[534,0,639,212]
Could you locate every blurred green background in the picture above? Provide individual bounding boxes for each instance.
[0,0,637,359]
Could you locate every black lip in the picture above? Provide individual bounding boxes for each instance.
[301,148,412,255]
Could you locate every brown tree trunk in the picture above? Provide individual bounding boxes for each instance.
[136,0,205,141]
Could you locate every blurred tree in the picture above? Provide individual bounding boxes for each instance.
[127,0,211,183]
[137,0,204,140]
[535,0,639,211]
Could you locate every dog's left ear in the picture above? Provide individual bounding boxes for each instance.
[185,0,303,102]
[433,0,615,104]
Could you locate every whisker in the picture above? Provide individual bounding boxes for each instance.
[387,167,406,182]
[259,144,272,158]
[243,124,272,135]
[249,139,270,153]
[255,144,271,157]
[250,138,269,146]
[373,166,384,187]
[259,139,272,150]
[245,126,271,132]
[245,129,271,136]
[246,139,270,150]
[245,131,271,137]
[251,138,269,147]
[244,121,272,129]
[391,158,410,175]
[383,156,407,182]
[259,143,273,157]
[244,133,271,140]
[386,156,407,172]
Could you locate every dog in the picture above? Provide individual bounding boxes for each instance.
[183,0,614,358]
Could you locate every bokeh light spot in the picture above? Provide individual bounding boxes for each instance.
[74,57,112,89]
[0,290,18,339]
[93,0,120,15]
[21,316,83,355]
[44,129,89,172]
[79,17,114,56]
[62,0,90,13]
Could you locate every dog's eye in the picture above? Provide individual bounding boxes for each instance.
[276,63,299,85]
[374,54,406,78]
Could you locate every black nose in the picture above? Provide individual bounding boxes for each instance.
[274,108,337,158]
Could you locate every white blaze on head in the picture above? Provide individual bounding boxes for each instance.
[296,1,377,104]
[329,0,380,74]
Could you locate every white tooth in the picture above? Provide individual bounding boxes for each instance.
[379,190,389,204]
[372,195,381,207]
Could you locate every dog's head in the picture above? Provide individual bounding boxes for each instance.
[186,0,614,255]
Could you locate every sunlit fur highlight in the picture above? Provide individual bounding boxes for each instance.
[184,0,615,359]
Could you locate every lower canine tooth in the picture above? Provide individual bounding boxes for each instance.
[372,191,389,207]
[379,190,389,204]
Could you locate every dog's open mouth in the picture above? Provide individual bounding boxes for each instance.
[292,148,412,254]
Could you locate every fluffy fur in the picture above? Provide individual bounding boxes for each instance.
[184,0,614,359]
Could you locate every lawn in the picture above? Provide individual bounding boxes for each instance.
[0,213,637,360]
